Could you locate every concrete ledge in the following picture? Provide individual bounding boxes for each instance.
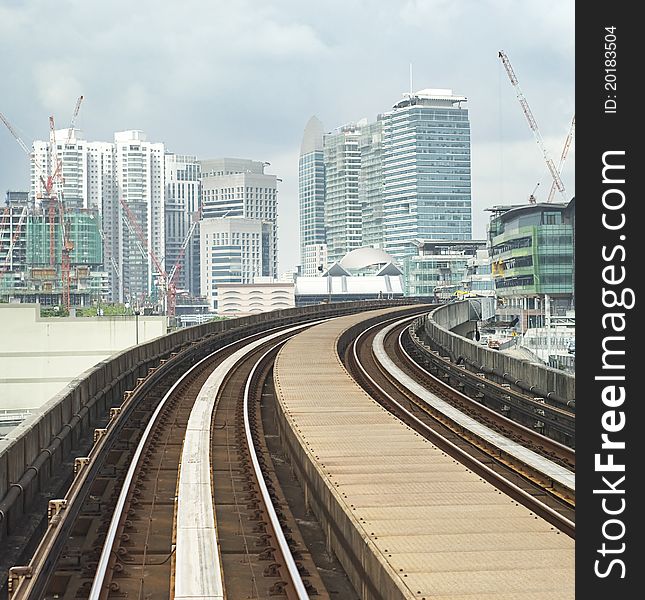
[273,308,424,600]
[418,301,575,403]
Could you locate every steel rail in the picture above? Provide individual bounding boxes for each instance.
[88,336,242,600]
[394,318,575,466]
[244,343,310,599]
[349,318,575,538]
[172,320,324,600]
[5,303,412,599]
[13,322,316,599]
[91,320,323,600]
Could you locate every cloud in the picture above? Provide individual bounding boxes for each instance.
[32,61,84,118]
[0,0,574,272]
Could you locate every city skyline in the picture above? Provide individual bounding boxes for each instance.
[0,0,574,272]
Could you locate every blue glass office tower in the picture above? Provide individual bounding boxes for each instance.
[382,89,472,259]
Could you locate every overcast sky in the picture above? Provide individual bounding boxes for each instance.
[0,0,574,272]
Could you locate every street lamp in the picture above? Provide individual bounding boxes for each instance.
[469,298,482,341]
[134,309,140,345]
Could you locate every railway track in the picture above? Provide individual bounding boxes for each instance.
[5,303,575,599]
[406,317,576,446]
[394,319,575,470]
[8,322,332,600]
[343,314,575,537]
[205,334,326,599]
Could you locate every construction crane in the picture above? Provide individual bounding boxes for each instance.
[66,95,84,145]
[546,114,575,203]
[498,50,566,202]
[1,110,51,206]
[97,225,122,286]
[0,112,31,155]
[165,214,201,317]
[50,96,84,309]
[47,115,77,309]
[119,197,200,318]
[118,196,169,313]
[528,182,540,205]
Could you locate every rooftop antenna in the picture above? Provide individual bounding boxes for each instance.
[409,63,414,96]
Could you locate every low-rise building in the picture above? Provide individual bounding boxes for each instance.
[199,217,275,310]
[294,247,404,305]
[402,239,486,297]
[216,282,295,317]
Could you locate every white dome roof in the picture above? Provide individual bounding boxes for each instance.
[339,247,395,270]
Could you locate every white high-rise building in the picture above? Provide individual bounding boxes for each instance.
[200,158,278,279]
[323,123,364,264]
[302,244,327,277]
[164,154,201,296]
[358,118,384,250]
[299,116,326,272]
[112,131,165,305]
[199,217,275,310]
[31,130,166,303]
[31,129,89,210]
[87,142,117,293]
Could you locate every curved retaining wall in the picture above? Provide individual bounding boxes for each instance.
[0,300,410,543]
[418,300,575,403]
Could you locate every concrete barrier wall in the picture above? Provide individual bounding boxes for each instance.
[0,300,409,539]
[0,304,167,410]
[420,301,575,402]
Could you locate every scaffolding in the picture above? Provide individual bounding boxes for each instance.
[27,208,103,268]
[1,206,106,304]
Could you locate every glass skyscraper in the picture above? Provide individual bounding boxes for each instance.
[358,118,384,249]
[298,116,326,274]
[488,201,574,304]
[382,89,472,259]
[323,123,363,265]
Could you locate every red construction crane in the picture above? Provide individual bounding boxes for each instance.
[50,96,84,309]
[119,198,200,318]
[165,212,201,316]
[118,196,169,313]
[498,50,566,202]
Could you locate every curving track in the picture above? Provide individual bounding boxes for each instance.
[8,320,334,600]
[344,314,575,531]
[274,306,574,599]
[407,317,575,446]
[7,304,576,600]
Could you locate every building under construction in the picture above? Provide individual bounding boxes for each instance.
[1,192,107,306]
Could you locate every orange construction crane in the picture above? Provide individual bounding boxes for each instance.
[498,50,566,202]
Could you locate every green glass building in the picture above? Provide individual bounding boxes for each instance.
[488,199,575,307]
